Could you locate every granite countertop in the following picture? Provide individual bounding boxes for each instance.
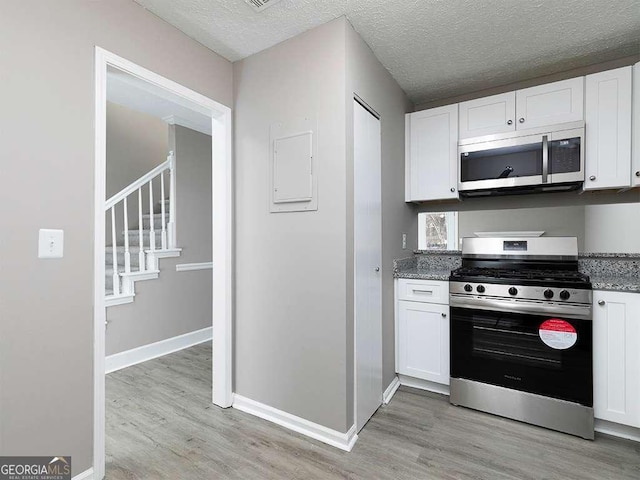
[394,252,640,293]
[393,267,451,281]
[590,277,640,293]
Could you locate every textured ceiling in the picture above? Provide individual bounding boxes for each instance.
[135,0,640,104]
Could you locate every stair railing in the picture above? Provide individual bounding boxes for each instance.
[105,151,176,295]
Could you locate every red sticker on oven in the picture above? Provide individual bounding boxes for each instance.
[539,319,577,350]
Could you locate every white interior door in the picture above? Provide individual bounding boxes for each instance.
[354,99,382,432]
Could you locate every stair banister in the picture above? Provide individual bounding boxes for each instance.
[105,157,172,210]
[160,171,167,249]
[148,178,155,256]
[104,153,176,300]
[138,187,145,272]
[110,207,120,295]
[167,151,176,249]
[123,197,130,274]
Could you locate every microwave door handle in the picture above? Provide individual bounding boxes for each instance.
[542,135,549,183]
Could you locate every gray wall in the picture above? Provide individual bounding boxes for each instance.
[458,206,587,251]
[106,102,169,199]
[344,21,416,400]
[0,1,232,474]
[106,101,169,245]
[106,125,212,356]
[234,18,349,433]
[585,203,640,253]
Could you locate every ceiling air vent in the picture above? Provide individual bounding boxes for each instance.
[244,0,284,12]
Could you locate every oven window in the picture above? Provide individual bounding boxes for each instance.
[472,314,561,369]
[460,143,543,182]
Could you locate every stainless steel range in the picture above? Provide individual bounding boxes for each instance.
[449,236,594,439]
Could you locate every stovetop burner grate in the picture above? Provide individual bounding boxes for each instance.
[451,267,590,284]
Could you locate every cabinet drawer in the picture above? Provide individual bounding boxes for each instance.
[397,279,449,304]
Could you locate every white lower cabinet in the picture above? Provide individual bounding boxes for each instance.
[397,287,450,385]
[593,290,640,428]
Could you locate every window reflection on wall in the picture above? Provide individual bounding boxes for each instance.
[418,212,458,250]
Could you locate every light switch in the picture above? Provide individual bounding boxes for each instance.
[38,229,64,258]
[402,233,407,250]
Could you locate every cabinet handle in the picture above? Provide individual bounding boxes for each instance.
[589,175,596,181]
[413,289,433,294]
[636,171,640,177]
[598,300,605,306]
[441,312,447,317]
[375,266,380,272]
[450,187,455,192]
[507,120,513,125]
[519,118,525,123]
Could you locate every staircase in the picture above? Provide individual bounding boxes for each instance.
[105,154,181,307]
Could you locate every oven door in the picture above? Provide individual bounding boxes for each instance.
[450,304,592,406]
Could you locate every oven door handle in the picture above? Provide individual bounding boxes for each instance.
[449,294,592,320]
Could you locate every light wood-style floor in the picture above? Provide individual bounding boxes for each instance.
[106,343,640,479]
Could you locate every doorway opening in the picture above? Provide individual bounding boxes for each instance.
[93,47,232,479]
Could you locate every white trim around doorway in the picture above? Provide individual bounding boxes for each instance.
[93,47,233,480]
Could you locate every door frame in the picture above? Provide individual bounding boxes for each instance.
[93,47,233,479]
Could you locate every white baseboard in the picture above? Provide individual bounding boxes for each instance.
[382,376,401,405]
[232,394,358,452]
[399,374,450,396]
[73,467,94,480]
[176,261,213,272]
[595,419,640,443]
[106,326,212,374]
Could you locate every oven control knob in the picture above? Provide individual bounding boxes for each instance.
[464,284,473,292]
[476,285,485,293]
[560,290,570,300]
[508,287,518,296]
[543,289,554,299]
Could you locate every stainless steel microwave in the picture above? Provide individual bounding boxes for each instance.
[458,121,585,196]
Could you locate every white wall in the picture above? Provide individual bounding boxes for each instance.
[234,18,350,433]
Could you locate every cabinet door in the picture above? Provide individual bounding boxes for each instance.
[406,105,458,202]
[593,290,640,428]
[515,77,584,130]
[584,67,633,190]
[459,92,516,139]
[397,300,449,385]
[632,62,640,187]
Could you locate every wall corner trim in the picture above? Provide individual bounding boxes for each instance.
[382,376,401,405]
[105,327,212,374]
[72,468,94,480]
[232,394,358,452]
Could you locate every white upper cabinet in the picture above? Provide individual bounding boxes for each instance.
[632,62,640,187]
[457,78,584,140]
[405,104,458,202]
[459,92,516,139]
[584,66,632,190]
[515,77,584,130]
[593,290,640,428]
